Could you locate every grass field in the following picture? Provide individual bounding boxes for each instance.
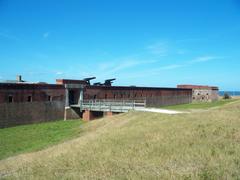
[0,120,84,160]
[1,100,240,179]
[163,98,238,111]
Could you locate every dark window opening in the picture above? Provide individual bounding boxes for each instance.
[114,94,116,99]
[105,94,107,99]
[48,96,52,102]
[93,95,97,99]
[8,95,13,103]
[69,90,75,105]
[27,96,32,102]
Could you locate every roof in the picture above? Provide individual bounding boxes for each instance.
[56,79,88,85]
[0,83,64,90]
[177,85,219,90]
[85,85,192,91]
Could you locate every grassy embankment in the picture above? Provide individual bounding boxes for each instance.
[163,98,238,111]
[0,120,84,160]
[1,99,240,179]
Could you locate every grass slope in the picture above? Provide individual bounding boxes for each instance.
[163,98,237,111]
[0,120,84,160]
[1,100,240,179]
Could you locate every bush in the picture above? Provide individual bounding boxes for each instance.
[223,93,231,99]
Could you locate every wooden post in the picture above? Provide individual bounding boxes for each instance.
[65,88,69,107]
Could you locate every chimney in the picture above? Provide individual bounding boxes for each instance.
[16,75,22,82]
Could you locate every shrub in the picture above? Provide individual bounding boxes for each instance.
[223,93,231,99]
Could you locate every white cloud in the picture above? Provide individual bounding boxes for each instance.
[102,59,157,73]
[94,57,158,80]
[190,56,219,63]
[146,42,168,56]
[56,72,64,75]
[43,32,50,39]
[137,55,222,76]
[160,64,184,70]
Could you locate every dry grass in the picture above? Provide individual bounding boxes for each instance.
[1,100,240,179]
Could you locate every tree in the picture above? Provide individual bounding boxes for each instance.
[223,92,231,99]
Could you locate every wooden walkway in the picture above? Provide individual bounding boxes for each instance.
[70,99,146,112]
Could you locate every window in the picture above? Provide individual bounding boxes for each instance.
[48,96,52,102]
[27,96,32,102]
[114,94,116,99]
[93,95,97,99]
[8,95,13,103]
[105,94,107,99]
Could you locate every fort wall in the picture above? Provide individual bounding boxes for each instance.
[0,101,64,128]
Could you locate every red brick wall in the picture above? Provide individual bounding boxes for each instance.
[0,83,66,128]
[0,83,65,103]
[83,86,192,100]
[82,86,192,107]
[0,101,65,128]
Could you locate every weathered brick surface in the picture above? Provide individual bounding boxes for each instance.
[0,101,64,128]
[82,110,92,121]
[0,83,65,103]
[64,107,82,120]
[104,111,113,117]
[82,110,104,121]
[83,86,192,107]
[177,85,219,102]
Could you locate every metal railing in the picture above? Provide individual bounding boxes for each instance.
[71,99,146,112]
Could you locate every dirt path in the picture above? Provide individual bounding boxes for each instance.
[135,108,186,114]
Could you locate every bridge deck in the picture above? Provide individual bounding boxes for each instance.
[70,99,146,112]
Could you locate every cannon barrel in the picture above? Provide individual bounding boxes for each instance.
[83,77,96,81]
[93,82,104,86]
[104,78,116,86]
[105,78,116,82]
[83,77,96,85]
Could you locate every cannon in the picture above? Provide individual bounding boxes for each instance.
[83,77,96,85]
[93,82,104,86]
[104,78,116,86]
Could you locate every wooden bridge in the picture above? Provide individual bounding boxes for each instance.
[64,84,146,120]
[71,99,146,113]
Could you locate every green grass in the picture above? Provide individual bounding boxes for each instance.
[0,120,84,160]
[163,98,238,111]
[1,101,240,179]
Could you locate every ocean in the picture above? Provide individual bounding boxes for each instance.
[219,91,240,96]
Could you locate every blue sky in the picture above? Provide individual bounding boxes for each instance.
[0,0,240,90]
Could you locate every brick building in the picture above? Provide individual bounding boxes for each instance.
[177,85,219,102]
[0,82,65,128]
[0,76,193,128]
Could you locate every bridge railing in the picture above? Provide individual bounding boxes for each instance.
[76,99,146,112]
